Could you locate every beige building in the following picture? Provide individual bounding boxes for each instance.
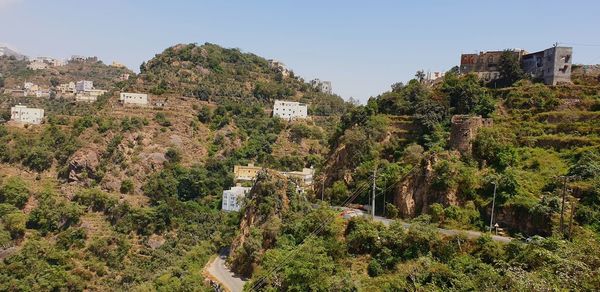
[233,164,262,182]
[119,92,149,106]
[233,163,314,186]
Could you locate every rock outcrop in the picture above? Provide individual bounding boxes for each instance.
[66,148,100,183]
[392,154,459,218]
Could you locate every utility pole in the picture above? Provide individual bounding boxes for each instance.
[371,166,377,218]
[560,176,568,236]
[321,177,325,201]
[568,197,577,240]
[489,182,497,232]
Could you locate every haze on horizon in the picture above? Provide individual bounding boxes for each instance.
[1,0,599,102]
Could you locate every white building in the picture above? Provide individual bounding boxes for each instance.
[273,100,308,120]
[222,186,251,212]
[119,92,149,106]
[10,105,44,125]
[310,79,332,94]
[75,80,93,93]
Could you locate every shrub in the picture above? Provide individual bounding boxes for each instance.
[0,177,30,208]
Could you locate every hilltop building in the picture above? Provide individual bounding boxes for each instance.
[268,59,290,77]
[273,100,308,120]
[119,92,149,106]
[459,45,573,85]
[10,105,44,125]
[222,185,251,212]
[27,60,49,70]
[521,46,573,85]
[111,61,126,68]
[310,78,332,94]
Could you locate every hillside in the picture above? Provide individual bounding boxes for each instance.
[0,41,600,291]
[0,43,345,290]
[133,43,348,115]
[0,56,132,90]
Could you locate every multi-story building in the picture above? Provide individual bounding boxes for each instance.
[460,45,573,85]
[521,46,572,85]
[57,82,76,94]
[10,105,44,125]
[280,167,315,186]
[310,78,333,94]
[222,186,251,212]
[460,49,527,82]
[273,100,308,120]
[27,60,49,70]
[75,80,94,92]
[119,92,149,106]
[268,59,290,77]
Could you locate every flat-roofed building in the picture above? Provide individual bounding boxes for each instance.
[273,100,308,120]
[222,186,251,212]
[10,105,44,124]
[75,80,94,93]
[233,163,262,182]
[119,92,149,106]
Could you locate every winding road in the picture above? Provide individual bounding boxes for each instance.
[205,216,512,291]
[206,249,247,292]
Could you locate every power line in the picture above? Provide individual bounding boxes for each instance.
[249,176,373,291]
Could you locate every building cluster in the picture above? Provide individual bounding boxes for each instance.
[460,45,573,85]
[221,164,315,212]
[268,59,290,77]
[310,78,333,94]
[5,82,51,98]
[272,99,308,120]
[27,57,67,70]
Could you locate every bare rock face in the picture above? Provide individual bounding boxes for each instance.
[67,148,100,183]
[393,154,459,218]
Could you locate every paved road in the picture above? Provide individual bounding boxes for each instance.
[372,215,513,243]
[206,249,247,292]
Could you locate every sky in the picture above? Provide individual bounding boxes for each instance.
[1,0,599,102]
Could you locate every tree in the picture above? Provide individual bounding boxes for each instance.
[0,177,30,209]
[498,50,524,87]
[415,70,426,83]
[441,73,488,115]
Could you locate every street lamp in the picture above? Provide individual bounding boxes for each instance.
[489,182,497,232]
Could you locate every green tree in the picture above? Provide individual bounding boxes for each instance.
[0,177,30,208]
[498,49,524,87]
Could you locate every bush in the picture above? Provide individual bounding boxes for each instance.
[368,259,383,277]
[120,179,134,194]
[73,188,117,212]
[0,177,30,209]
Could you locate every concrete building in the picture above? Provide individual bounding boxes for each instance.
[116,73,130,81]
[57,82,76,94]
[222,186,251,212]
[268,59,290,77]
[460,46,573,85]
[233,164,262,182]
[521,46,572,85]
[119,92,149,106]
[27,60,49,70]
[310,78,333,94]
[233,164,314,187]
[111,61,126,68]
[273,100,308,120]
[76,89,107,102]
[10,105,44,125]
[280,167,315,186]
[449,115,493,155]
[460,49,527,82]
[75,80,94,93]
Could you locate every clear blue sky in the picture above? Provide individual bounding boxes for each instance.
[1,0,599,102]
